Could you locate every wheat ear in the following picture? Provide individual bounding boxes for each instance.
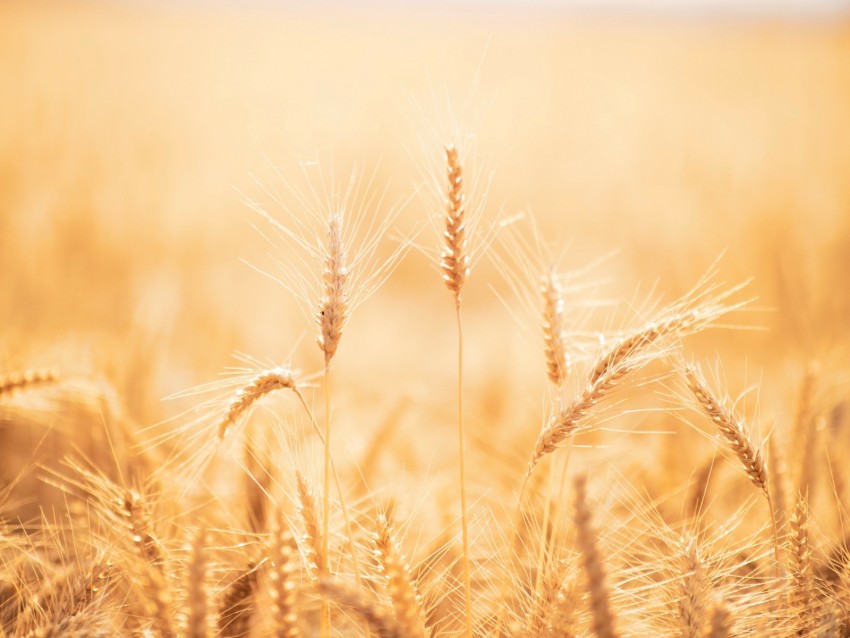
[317,580,403,638]
[677,537,708,638]
[790,490,816,633]
[0,368,59,397]
[541,268,569,387]
[217,367,296,440]
[185,529,208,638]
[574,476,619,638]
[296,471,325,579]
[441,144,470,300]
[316,213,349,638]
[441,143,473,638]
[683,365,768,493]
[218,562,258,638]
[590,312,700,385]
[683,364,781,573]
[373,514,427,638]
[268,509,300,638]
[529,359,634,473]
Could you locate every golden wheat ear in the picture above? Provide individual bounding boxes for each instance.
[218,367,296,441]
[373,513,428,638]
[0,368,59,397]
[268,508,300,638]
[184,529,208,638]
[574,475,620,638]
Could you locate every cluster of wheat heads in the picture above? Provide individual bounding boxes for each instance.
[1,144,849,638]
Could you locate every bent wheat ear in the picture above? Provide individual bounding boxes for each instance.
[316,214,349,365]
[218,367,296,440]
[529,359,635,473]
[574,476,619,638]
[683,364,768,493]
[0,368,59,397]
[441,144,470,302]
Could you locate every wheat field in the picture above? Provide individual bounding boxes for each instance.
[2,2,850,636]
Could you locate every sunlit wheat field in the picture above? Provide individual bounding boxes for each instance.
[1,2,850,636]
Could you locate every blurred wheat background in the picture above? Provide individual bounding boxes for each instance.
[1,1,849,636]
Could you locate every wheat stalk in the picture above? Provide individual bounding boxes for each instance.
[440,142,474,638]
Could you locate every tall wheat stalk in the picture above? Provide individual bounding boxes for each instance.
[440,143,474,638]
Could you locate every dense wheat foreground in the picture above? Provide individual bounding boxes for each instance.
[1,1,850,636]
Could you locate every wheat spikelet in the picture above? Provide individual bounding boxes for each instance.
[316,214,349,365]
[791,491,816,633]
[529,359,635,473]
[296,471,325,578]
[441,144,469,302]
[0,368,58,397]
[218,562,258,638]
[185,529,208,638]
[317,579,403,638]
[20,613,107,638]
[217,367,296,440]
[140,562,176,638]
[677,537,708,638]
[373,514,427,638]
[574,476,619,638]
[268,509,300,638]
[541,268,570,387]
[683,364,768,493]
